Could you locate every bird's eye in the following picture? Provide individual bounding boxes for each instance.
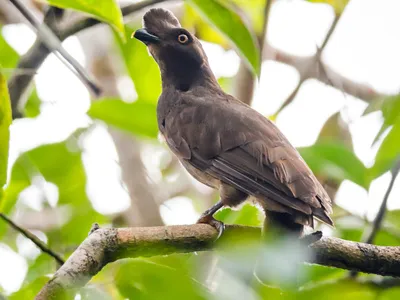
[177,34,189,44]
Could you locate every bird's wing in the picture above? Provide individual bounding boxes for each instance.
[162,93,333,226]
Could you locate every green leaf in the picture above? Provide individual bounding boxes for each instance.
[385,209,400,229]
[116,26,161,102]
[215,203,263,227]
[115,259,206,300]
[379,288,400,300]
[24,137,107,244]
[1,134,108,244]
[371,119,400,178]
[298,142,370,189]
[43,0,125,39]
[364,95,400,144]
[0,156,31,214]
[187,0,260,75]
[0,29,19,77]
[0,72,12,201]
[24,87,41,118]
[9,276,49,300]
[297,279,377,300]
[88,98,158,138]
[307,0,349,14]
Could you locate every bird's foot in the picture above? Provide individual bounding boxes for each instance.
[197,215,225,240]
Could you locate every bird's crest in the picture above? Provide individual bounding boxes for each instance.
[143,8,181,32]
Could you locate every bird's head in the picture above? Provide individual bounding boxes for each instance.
[133,8,217,91]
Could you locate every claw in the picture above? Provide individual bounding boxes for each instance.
[197,215,225,240]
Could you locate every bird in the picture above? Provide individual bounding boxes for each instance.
[133,8,333,238]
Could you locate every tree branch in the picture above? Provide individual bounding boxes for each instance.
[9,0,388,119]
[274,13,341,115]
[364,159,400,245]
[0,212,65,265]
[8,0,168,119]
[8,0,101,98]
[8,6,61,119]
[36,224,400,299]
[349,159,400,277]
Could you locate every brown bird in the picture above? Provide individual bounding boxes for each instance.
[133,8,333,237]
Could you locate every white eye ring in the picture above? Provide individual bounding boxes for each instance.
[178,34,189,44]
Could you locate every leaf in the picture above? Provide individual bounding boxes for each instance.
[0,156,31,214]
[24,137,107,244]
[88,98,158,138]
[215,203,263,227]
[0,29,19,76]
[371,119,400,178]
[115,259,206,300]
[364,95,400,143]
[1,134,108,244]
[24,87,41,118]
[0,72,12,200]
[187,0,260,75]
[42,0,125,39]
[297,279,377,300]
[182,4,227,47]
[9,276,49,300]
[385,209,400,229]
[116,26,161,102]
[298,142,370,189]
[307,0,349,14]
[379,288,400,300]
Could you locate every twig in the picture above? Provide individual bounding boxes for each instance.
[8,6,60,118]
[0,212,65,265]
[274,14,341,115]
[36,224,400,299]
[8,0,101,97]
[234,0,273,104]
[59,0,169,39]
[365,159,400,244]
[259,0,272,57]
[349,159,400,277]
[8,0,167,119]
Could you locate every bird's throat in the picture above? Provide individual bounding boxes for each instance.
[160,62,219,92]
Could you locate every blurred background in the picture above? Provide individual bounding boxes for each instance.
[1,0,400,298]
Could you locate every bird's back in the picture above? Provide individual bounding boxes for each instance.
[158,87,333,228]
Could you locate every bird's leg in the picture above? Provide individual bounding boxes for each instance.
[197,200,225,239]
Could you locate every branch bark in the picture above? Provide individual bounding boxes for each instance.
[36,224,400,299]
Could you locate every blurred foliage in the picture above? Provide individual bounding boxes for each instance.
[23,87,41,118]
[0,0,400,299]
[0,72,11,200]
[187,0,261,75]
[43,0,125,39]
[115,259,207,299]
[299,141,371,189]
[308,0,349,14]
[0,28,41,116]
[0,29,19,77]
[364,95,400,177]
[89,98,158,138]
[115,25,162,103]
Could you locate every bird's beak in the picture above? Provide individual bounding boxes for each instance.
[132,28,160,45]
